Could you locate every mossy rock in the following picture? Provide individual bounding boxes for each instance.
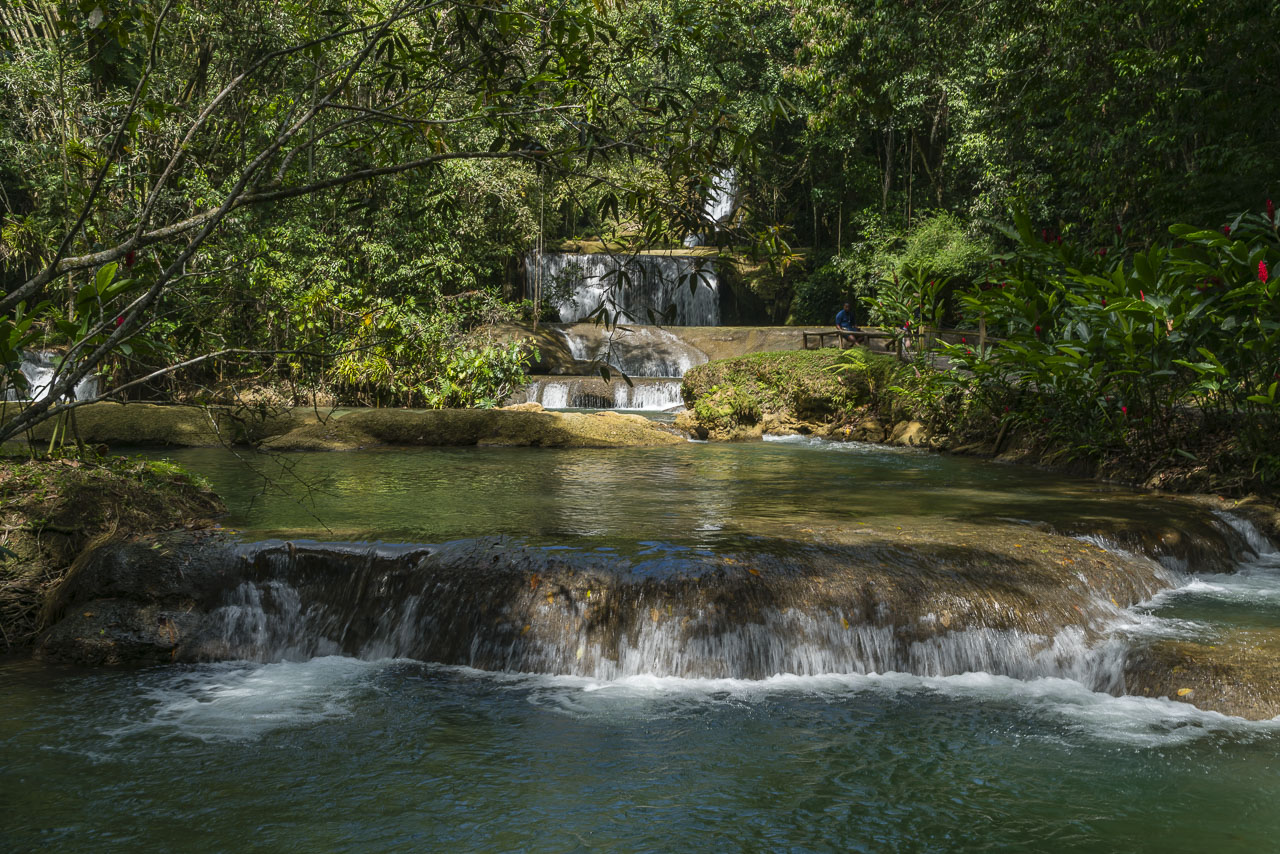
[680,348,904,440]
[1125,631,1280,720]
[19,403,683,451]
[266,408,685,450]
[0,457,224,650]
[21,402,317,447]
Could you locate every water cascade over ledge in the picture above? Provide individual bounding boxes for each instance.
[530,252,720,327]
[3,350,99,402]
[41,527,1226,692]
[510,324,710,411]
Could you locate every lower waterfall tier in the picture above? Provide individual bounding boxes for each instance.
[510,375,684,411]
[40,532,1182,689]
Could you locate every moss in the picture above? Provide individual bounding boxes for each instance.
[0,455,224,650]
[261,408,686,450]
[681,349,906,437]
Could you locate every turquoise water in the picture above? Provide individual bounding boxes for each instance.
[3,438,1279,852]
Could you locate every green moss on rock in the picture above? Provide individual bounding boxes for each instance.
[0,456,224,650]
[680,348,905,440]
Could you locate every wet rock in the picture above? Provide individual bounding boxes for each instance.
[674,409,708,440]
[333,408,685,448]
[258,417,376,451]
[38,528,1172,685]
[1125,632,1280,721]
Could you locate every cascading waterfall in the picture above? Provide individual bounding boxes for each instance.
[3,351,98,402]
[96,533,1199,690]
[530,252,720,327]
[518,170,736,411]
[518,376,684,410]
[683,169,737,248]
[512,325,709,411]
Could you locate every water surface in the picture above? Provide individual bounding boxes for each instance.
[4,438,1278,851]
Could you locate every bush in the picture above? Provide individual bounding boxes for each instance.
[945,205,1280,484]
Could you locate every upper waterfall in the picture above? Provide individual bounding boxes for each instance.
[530,252,721,327]
[684,169,737,248]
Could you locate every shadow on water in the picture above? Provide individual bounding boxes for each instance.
[151,443,1250,571]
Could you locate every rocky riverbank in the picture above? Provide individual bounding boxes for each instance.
[0,456,224,651]
[22,402,686,451]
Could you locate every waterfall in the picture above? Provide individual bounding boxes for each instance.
[531,252,720,327]
[92,535,1176,689]
[512,325,709,410]
[684,170,737,248]
[516,377,685,411]
[557,325,707,378]
[3,351,99,402]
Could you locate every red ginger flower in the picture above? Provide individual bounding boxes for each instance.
[125,250,136,268]
[1262,261,1270,283]
[1034,324,1042,334]
[1268,199,1275,222]
[1223,225,1232,236]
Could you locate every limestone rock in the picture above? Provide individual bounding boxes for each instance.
[890,420,930,447]
[1125,631,1280,721]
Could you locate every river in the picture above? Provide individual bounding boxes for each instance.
[3,437,1278,851]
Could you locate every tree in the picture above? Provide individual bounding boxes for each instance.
[0,0,760,441]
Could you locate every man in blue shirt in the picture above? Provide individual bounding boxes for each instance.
[835,302,863,346]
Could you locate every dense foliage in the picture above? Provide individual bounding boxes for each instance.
[1,0,1277,458]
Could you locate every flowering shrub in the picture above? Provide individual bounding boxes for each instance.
[943,205,1280,481]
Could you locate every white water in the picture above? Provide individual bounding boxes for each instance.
[203,570,1137,689]
[4,350,98,402]
[531,253,720,326]
[515,377,684,411]
[558,325,707,377]
[106,656,374,743]
[111,655,1280,749]
[683,169,737,247]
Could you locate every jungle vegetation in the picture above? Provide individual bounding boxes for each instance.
[1,0,1278,482]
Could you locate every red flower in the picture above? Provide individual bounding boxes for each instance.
[1115,224,1122,235]
[1139,290,1145,301]
[961,337,967,344]
[1034,324,1042,334]
[1101,297,1107,306]
[124,250,136,268]
[1121,405,1127,416]
[115,315,124,327]
[1261,261,1270,283]
[1041,229,1049,242]
[1099,248,1108,257]
[1223,225,1232,236]
[1268,199,1275,221]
